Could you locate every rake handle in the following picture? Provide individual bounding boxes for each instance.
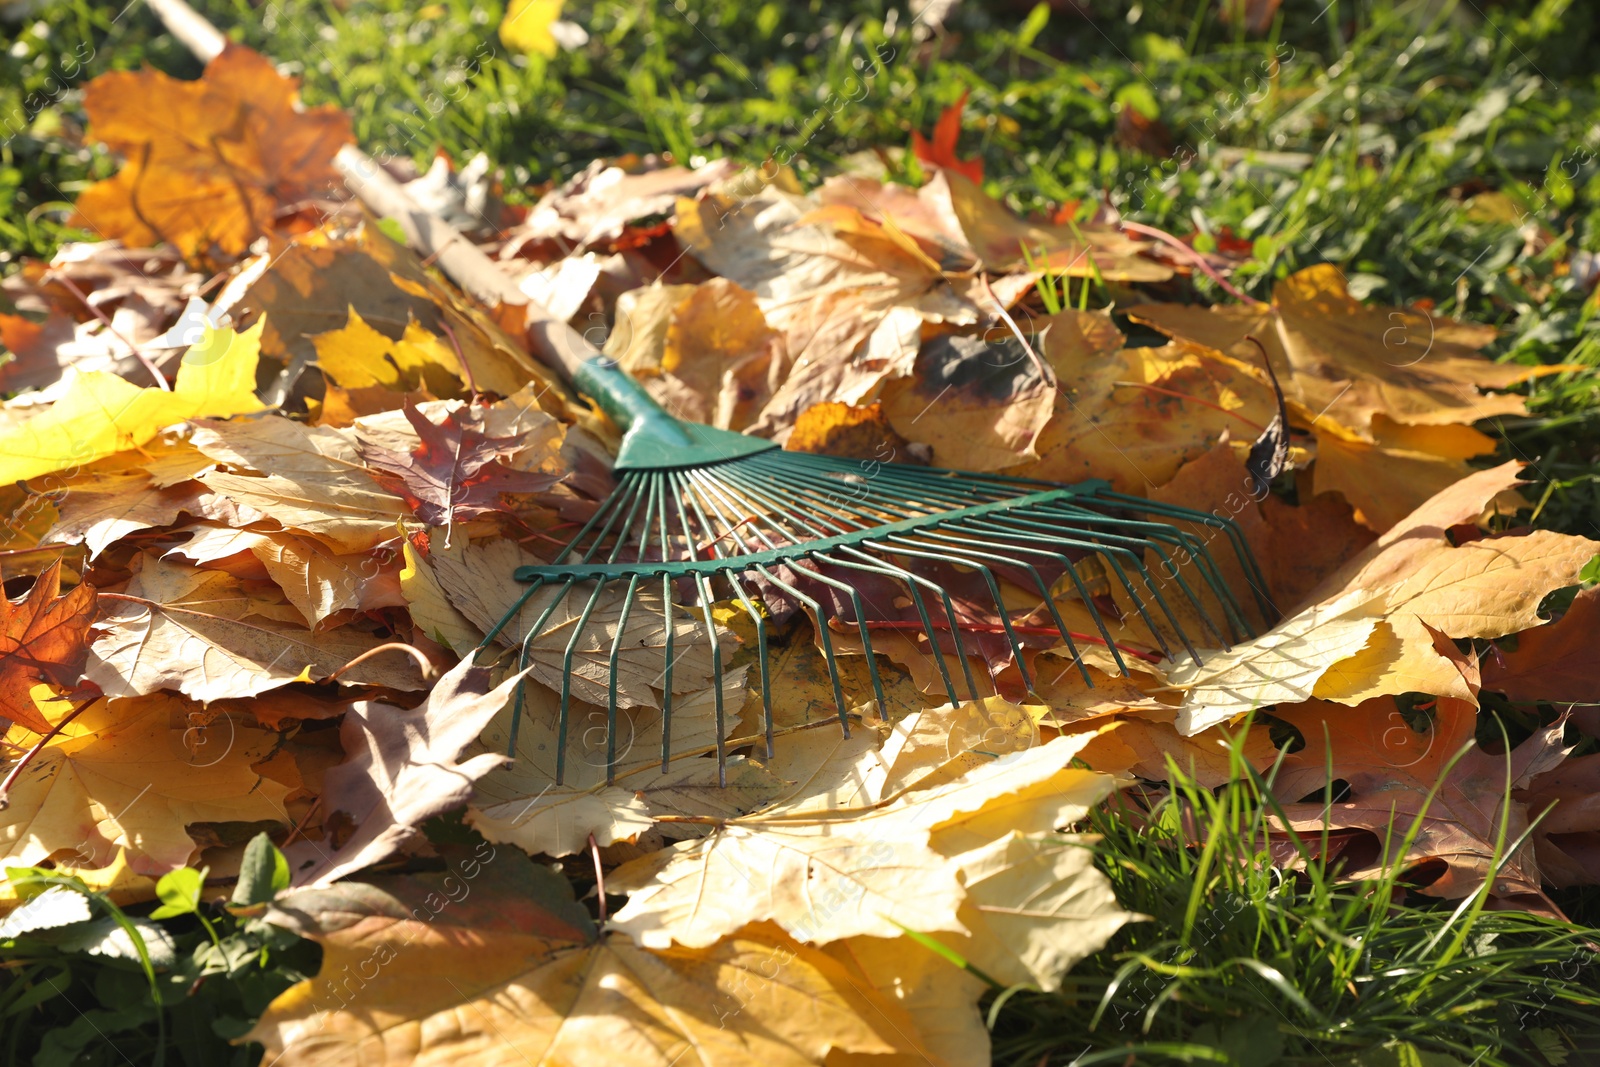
[146,0,610,389]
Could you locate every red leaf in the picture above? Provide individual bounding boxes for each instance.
[912,90,984,184]
[359,403,561,529]
[0,559,96,734]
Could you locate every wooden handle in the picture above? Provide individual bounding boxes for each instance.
[144,0,599,386]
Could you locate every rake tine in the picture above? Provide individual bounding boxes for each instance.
[969,514,1128,677]
[879,531,1034,691]
[1047,503,1249,646]
[719,460,861,538]
[693,572,727,786]
[652,476,677,772]
[1097,488,1276,628]
[753,563,851,736]
[975,511,1146,670]
[791,555,890,717]
[853,537,981,700]
[557,577,609,785]
[730,577,774,759]
[682,473,781,758]
[738,456,923,526]
[507,576,571,758]
[1031,506,1211,662]
[577,470,650,564]
[830,545,963,707]
[605,574,640,783]
[925,520,1090,686]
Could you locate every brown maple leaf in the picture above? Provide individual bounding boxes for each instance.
[1482,584,1600,705]
[73,44,352,259]
[1271,697,1572,905]
[0,559,96,734]
[357,402,560,532]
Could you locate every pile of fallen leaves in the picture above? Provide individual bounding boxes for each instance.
[1,43,1599,1065]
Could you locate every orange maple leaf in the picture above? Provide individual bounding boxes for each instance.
[0,559,96,734]
[1271,697,1571,906]
[912,89,984,184]
[73,44,353,259]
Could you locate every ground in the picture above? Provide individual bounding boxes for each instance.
[3,0,1600,1064]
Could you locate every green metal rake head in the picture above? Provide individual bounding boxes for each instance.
[482,358,1274,786]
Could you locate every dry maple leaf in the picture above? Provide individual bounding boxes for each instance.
[1481,584,1600,704]
[877,331,1056,472]
[607,732,1112,948]
[191,414,412,553]
[502,156,739,257]
[822,934,992,1065]
[311,307,464,395]
[0,323,266,486]
[0,559,96,734]
[0,848,155,914]
[247,855,924,1067]
[1001,312,1280,494]
[673,183,980,439]
[1069,716,1278,789]
[170,526,407,629]
[464,663,765,858]
[1169,587,1384,734]
[1169,461,1597,725]
[1273,697,1572,903]
[74,45,352,258]
[87,554,425,702]
[285,657,527,887]
[0,691,289,874]
[1519,752,1600,888]
[40,437,240,558]
[1130,265,1557,439]
[357,402,560,532]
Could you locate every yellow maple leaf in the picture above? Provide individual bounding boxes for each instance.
[499,0,566,58]
[0,322,266,486]
[246,857,919,1066]
[0,690,289,874]
[311,306,463,394]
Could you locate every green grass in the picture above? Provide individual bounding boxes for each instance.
[990,736,1600,1066]
[5,0,1600,1063]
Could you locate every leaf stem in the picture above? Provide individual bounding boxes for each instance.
[0,695,98,810]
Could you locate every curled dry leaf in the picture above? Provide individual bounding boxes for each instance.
[286,657,528,887]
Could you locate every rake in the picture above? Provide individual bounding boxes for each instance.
[477,361,1275,786]
[150,0,1275,788]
